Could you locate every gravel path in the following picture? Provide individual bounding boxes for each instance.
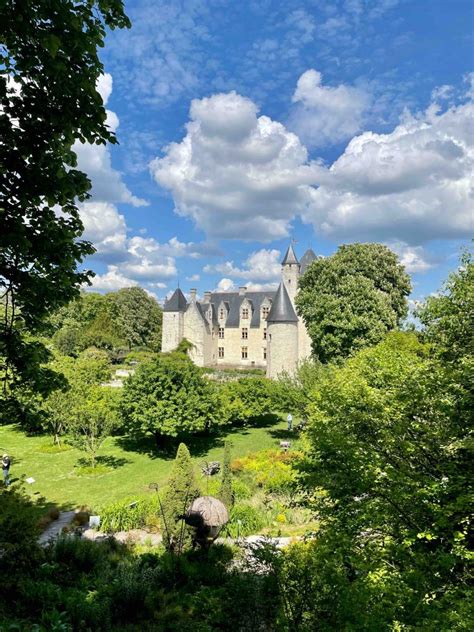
[39,510,76,545]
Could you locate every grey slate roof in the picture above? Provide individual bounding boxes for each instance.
[190,291,276,329]
[163,288,188,312]
[300,248,317,274]
[281,244,299,265]
[266,282,298,323]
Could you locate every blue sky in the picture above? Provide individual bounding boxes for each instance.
[77,0,473,307]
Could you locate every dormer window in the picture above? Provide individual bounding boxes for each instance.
[242,308,249,319]
[220,308,225,319]
[262,306,269,320]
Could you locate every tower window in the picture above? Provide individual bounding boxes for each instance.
[241,347,248,359]
[218,347,224,358]
[218,327,225,339]
[263,348,267,360]
[263,328,267,340]
[241,327,248,339]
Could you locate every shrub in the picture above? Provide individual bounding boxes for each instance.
[231,450,300,492]
[219,377,272,425]
[99,494,161,533]
[223,503,265,537]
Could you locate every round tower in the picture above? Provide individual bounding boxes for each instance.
[266,282,299,379]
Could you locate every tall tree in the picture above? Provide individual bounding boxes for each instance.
[296,243,411,362]
[107,287,163,350]
[0,1,130,397]
[162,443,199,553]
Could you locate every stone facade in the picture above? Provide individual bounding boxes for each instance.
[162,245,317,378]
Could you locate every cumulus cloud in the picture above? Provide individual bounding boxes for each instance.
[303,96,474,244]
[289,69,371,148]
[387,241,435,274]
[74,73,148,207]
[204,248,281,281]
[80,202,128,259]
[150,91,323,240]
[88,266,138,292]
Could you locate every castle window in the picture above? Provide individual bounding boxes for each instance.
[262,306,269,320]
[218,327,225,339]
[263,328,267,340]
[241,347,248,359]
[263,348,267,360]
[241,308,249,319]
[220,309,225,319]
[241,327,248,339]
[218,347,224,359]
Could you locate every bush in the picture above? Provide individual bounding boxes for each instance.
[218,377,272,425]
[99,494,161,533]
[231,449,300,492]
[223,503,265,538]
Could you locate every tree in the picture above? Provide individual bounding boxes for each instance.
[296,243,411,362]
[107,287,163,351]
[218,377,272,425]
[0,0,130,397]
[219,441,234,509]
[68,385,119,467]
[41,354,111,445]
[120,350,220,445]
[272,358,323,418]
[161,443,199,553]
[300,328,472,628]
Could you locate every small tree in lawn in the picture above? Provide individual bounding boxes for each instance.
[162,443,199,553]
[219,441,234,509]
[69,386,118,468]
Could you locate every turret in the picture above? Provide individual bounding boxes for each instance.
[162,288,187,352]
[281,244,300,303]
[266,282,299,378]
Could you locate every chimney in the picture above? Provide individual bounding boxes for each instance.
[204,291,211,302]
[190,288,197,302]
[239,286,247,296]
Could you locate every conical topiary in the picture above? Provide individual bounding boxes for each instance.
[219,441,234,509]
[161,443,199,553]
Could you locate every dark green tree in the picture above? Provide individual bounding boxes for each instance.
[162,443,199,553]
[120,349,220,445]
[296,243,411,362]
[107,287,163,351]
[0,0,130,397]
[219,441,234,509]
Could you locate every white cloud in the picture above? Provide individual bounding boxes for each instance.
[303,96,474,244]
[387,241,435,274]
[80,202,128,258]
[186,274,200,281]
[150,91,323,240]
[74,73,148,208]
[215,278,235,291]
[88,266,138,291]
[289,69,371,148]
[204,248,281,281]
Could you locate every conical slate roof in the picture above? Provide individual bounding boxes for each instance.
[267,282,298,323]
[281,244,299,265]
[300,248,317,274]
[163,288,188,312]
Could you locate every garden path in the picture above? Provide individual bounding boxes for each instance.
[39,510,76,545]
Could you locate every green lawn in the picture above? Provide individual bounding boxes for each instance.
[0,416,299,512]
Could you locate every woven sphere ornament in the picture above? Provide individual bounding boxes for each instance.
[184,496,229,548]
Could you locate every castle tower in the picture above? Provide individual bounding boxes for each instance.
[266,282,299,379]
[162,288,187,352]
[281,244,300,303]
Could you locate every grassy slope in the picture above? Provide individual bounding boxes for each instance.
[0,416,299,512]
